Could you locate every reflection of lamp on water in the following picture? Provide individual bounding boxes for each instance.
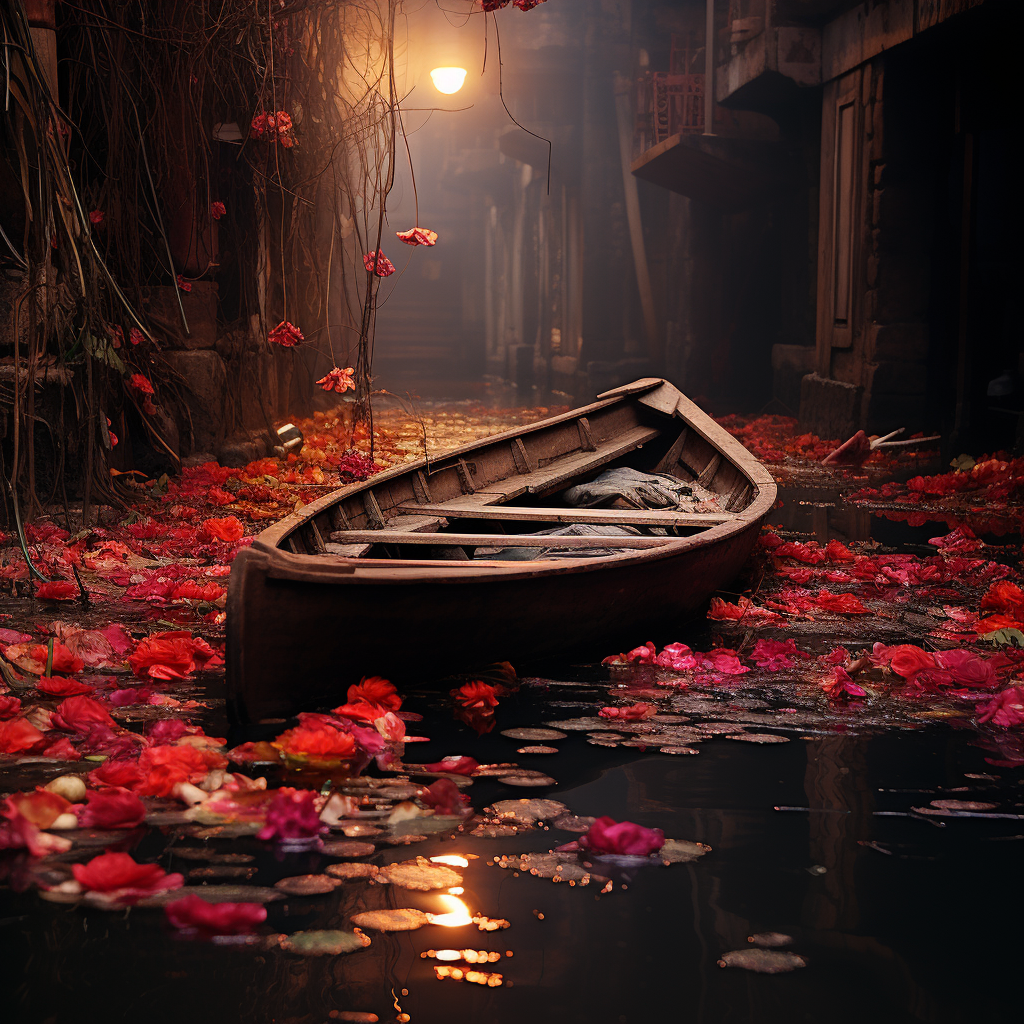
[429,66,467,94]
[427,894,473,927]
[430,855,469,868]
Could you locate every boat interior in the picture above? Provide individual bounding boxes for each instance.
[279,392,758,563]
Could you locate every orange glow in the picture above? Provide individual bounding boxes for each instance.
[429,67,467,94]
[427,894,472,927]
[430,855,469,867]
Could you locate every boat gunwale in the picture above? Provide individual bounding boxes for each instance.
[245,380,777,585]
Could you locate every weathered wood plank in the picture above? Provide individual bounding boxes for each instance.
[327,530,675,550]
[392,503,731,527]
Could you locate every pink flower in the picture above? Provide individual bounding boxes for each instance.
[316,366,355,393]
[655,642,697,671]
[698,649,749,675]
[513,0,546,9]
[820,666,866,699]
[268,321,303,347]
[480,1,511,10]
[598,702,657,721]
[396,227,438,246]
[210,201,226,220]
[176,275,192,293]
[580,816,665,856]
[750,638,807,672]
[89,210,104,225]
[255,788,324,842]
[165,893,267,935]
[363,250,396,277]
[602,641,657,666]
[420,756,479,775]
[129,373,154,395]
[977,686,1024,728]
[933,649,998,689]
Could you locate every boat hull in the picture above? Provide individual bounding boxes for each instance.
[226,517,762,722]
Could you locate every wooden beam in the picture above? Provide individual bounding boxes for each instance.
[392,503,731,527]
[327,530,676,550]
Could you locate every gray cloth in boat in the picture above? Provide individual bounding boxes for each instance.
[473,523,643,561]
[562,468,693,509]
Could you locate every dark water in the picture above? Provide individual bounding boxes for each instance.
[2,483,1022,1023]
[3,680,1021,1024]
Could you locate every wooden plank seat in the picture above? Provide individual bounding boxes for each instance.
[447,424,664,501]
[392,503,732,527]
[326,530,675,550]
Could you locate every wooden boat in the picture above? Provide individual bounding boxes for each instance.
[226,379,777,722]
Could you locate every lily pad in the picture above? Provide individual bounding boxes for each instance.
[660,745,700,755]
[376,834,428,846]
[695,723,748,735]
[377,858,462,891]
[517,745,559,754]
[929,799,997,811]
[651,714,690,724]
[544,718,618,732]
[333,823,383,838]
[325,862,379,880]
[137,885,285,906]
[470,823,521,838]
[280,929,371,955]
[725,733,789,744]
[187,865,257,881]
[274,874,342,896]
[500,727,567,741]
[660,840,711,863]
[168,849,256,864]
[350,908,430,932]
[497,852,604,885]
[718,949,806,973]
[748,932,794,947]
[321,840,376,858]
[551,813,596,833]
[499,773,557,787]
[490,798,567,824]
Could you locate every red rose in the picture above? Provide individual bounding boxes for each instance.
[199,517,245,543]
[452,681,499,708]
[37,676,95,697]
[77,788,146,829]
[50,695,117,734]
[0,717,47,754]
[346,676,401,712]
[164,893,266,935]
[580,816,665,856]
[418,778,470,816]
[72,852,182,902]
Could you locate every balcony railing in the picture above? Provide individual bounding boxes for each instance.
[633,32,705,158]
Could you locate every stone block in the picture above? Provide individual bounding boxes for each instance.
[164,349,227,453]
[799,372,862,438]
[866,322,929,362]
[142,282,218,350]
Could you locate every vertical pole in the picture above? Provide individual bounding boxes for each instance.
[704,0,715,135]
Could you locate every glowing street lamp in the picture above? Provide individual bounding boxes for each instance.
[429,66,468,95]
